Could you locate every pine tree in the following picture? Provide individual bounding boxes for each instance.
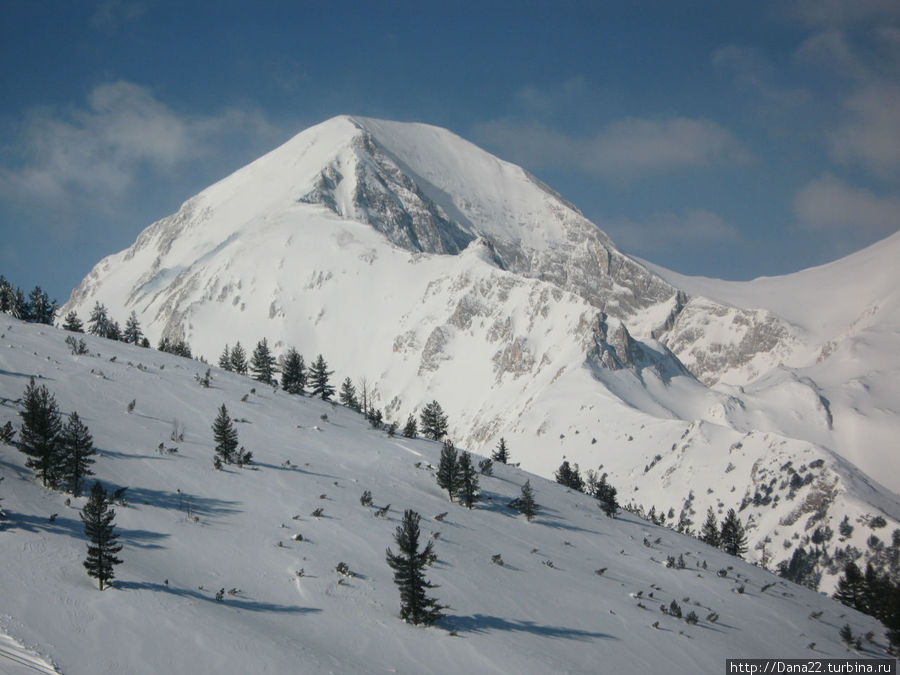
[402,414,417,438]
[106,320,121,341]
[250,338,276,384]
[18,379,63,488]
[833,562,867,613]
[81,481,123,590]
[720,508,748,557]
[88,302,110,338]
[592,473,618,517]
[456,451,479,508]
[385,509,443,625]
[436,439,460,501]
[554,460,584,492]
[59,412,96,497]
[230,342,248,375]
[308,354,334,401]
[27,286,57,325]
[212,404,238,465]
[699,507,721,547]
[518,480,538,521]
[419,400,448,441]
[62,311,84,332]
[218,344,232,371]
[339,377,359,410]
[280,347,306,395]
[491,437,510,463]
[123,311,143,344]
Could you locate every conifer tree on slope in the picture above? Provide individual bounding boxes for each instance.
[699,507,721,548]
[88,302,110,338]
[123,311,143,344]
[27,286,57,325]
[720,508,748,557]
[436,439,460,501]
[419,400,448,441]
[19,378,63,488]
[592,473,619,517]
[212,404,238,465]
[554,460,584,492]
[308,354,335,401]
[517,480,538,521]
[81,481,123,590]
[339,377,360,410]
[218,344,233,371]
[62,311,84,333]
[385,509,443,625]
[250,338,277,384]
[456,450,479,508]
[230,342,248,375]
[491,437,510,464]
[402,414,418,438]
[59,411,96,497]
[280,347,306,395]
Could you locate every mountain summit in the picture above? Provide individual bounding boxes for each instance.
[61,116,900,587]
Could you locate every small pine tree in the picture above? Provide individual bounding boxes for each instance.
[18,378,63,488]
[88,302,110,338]
[554,460,584,492]
[212,404,238,465]
[339,377,359,410]
[250,338,277,384]
[280,347,306,395]
[59,411,96,497]
[491,437,510,463]
[402,414,417,438]
[230,342,248,375]
[62,311,84,333]
[123,311,143,344]
[456,451,479,508]
[720,508,748,557]
[27,286,57,325]
[436,439,459,501]
[308,354,334,401]
[385,509,443,625]
[593,473,619,517]
[518,480,538,521]
[834,562,867,613]
[419,400,448,441]
[700,507,721,547]
[81,481,123,590]
[218,344,233,371]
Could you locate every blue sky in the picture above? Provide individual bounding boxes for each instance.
[2,1,899,302]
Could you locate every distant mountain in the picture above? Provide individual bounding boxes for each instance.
[0,319,893,673]
[60,116,900,587]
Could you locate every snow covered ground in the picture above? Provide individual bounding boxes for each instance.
[0,319,893,674]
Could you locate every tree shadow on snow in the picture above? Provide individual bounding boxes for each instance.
[122,486,241,519]
[2,510,170,549]
[252,461,341,481]
[441,614,615,641]
[117,580,321,614]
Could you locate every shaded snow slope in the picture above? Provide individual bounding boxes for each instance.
[0,320,893,674]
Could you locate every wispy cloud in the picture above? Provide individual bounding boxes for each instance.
[712,44,811,108]
[600,208,741,253]
[794,174,900,233]
[0,81,280,209]
[474,116,746,181]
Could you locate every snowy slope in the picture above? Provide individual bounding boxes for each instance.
[57,115,900,588]
[0,319,894,674]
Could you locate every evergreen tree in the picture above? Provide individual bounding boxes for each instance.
[699,507,721,547]
[517,480,538,521]
[720,508,748,557]
[367,408,383,429]
[419,400,448,441]
[81,481,123,590]
[88,302,110,338]
[218,344,232,371]
[436,439,460,501]
[59,411,96,497]
[62,311,84,333]
[834,561,867,613]
[308,354,334,400]
[592,473,619,517]
[777,546,821,590]
[385,509,443,625]
[491,437,510,464]
[339,377,359,410]
[0,275,10,313]
[158,337,192,358]
[212,404,238,465]
[456,451,479,508]
[280,347,306,395]
[230,342,248,374]
[107,320,122,341]
[554,460,584,492]
[123,311,143,344]
[250,338,277,384]
[27,286,57,325]
[402,414,417,438]
[18,378,63,488]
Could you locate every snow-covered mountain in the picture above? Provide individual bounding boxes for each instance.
[0,320,893,673]
[59,115,900,588]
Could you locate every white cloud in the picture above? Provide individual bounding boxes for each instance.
[794,174,900,233]
[0,81,280,208]
[474,116,746,181]
[600,208,741,253]
[830,82,900,176]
